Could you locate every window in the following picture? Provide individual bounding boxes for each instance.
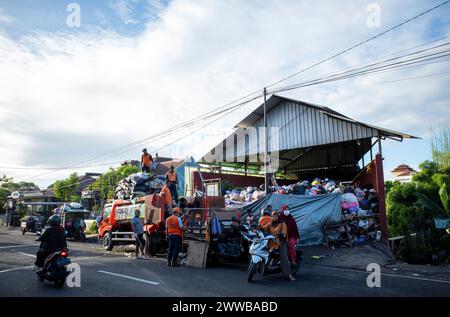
[103,206,112,219]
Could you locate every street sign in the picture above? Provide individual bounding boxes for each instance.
[11,191,20,199]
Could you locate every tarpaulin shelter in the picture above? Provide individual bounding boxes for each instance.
[240,193,342,246]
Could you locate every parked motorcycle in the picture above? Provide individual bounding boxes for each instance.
[241,226,302,282]
[36,248,71,288]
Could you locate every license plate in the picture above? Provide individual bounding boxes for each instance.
[56,258,71,266]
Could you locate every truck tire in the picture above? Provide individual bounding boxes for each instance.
[102,232,113,251]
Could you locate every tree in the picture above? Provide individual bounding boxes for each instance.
[0,175,39,212]
[387,161,449,264]
[53,173,80,202]
[431,125,450,170]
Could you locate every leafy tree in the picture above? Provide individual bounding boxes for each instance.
[53,173,80,202]
[431,125,450,169]
[0,175,39,212]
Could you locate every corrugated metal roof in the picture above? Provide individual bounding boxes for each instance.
[200,95,418,178]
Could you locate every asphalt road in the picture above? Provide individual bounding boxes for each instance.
[0,227,449,297]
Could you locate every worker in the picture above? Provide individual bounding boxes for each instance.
[160,183,173,218]
[259,208,272,227]
[131,209,145,259]
[165,165,178,203]
[262,211,296,282]
[141,148,153,174]
[166,207,184,267]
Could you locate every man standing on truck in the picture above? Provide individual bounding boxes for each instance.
[165,207,184,267]
[141,148,153,174]
[160,183,173,214]
[165,165,178,203]
[131,209,145,259]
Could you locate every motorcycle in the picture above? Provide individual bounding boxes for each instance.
[36,248,71,288]
[241,226,302,283]
[21,216,44,235]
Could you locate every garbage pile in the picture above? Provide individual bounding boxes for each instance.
[224,186,266,207]
[335,186,380,246]
[115,173,166,200]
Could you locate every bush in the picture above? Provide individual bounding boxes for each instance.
[86,221,98,235]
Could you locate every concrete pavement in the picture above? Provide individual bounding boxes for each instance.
[0,227,449,297]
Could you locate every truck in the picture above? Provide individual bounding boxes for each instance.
[98,194,169,255]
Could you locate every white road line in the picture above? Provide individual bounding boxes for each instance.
[304,264,450,285]
[0,244,38,249]
[0,266,34,274]
[16,251,36,258]
[98,270,160,285]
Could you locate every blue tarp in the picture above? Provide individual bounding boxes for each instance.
[240,193,343,246]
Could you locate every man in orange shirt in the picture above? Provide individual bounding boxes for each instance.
[165,207,184,267]
[140,148,153,174]
[165,165,178,203]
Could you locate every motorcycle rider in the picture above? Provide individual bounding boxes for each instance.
[34,215,67,271]
[261,211,296,282]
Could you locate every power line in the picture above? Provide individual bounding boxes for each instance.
[266,0,450,90]
[17,1,450,181]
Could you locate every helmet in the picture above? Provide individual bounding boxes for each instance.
[48,215,61,227]
[172,207,180,214]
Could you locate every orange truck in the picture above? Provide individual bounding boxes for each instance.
[98,195,168,255]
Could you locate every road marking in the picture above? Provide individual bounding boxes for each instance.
[0,266,34,274]
[98,270,160,285]
[304,264,450,285]
[16,251,36,258]
[0,244,37,249]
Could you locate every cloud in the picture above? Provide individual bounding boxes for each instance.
[0,0,449,187]
[0,8,14,24]
[109,0,140,24]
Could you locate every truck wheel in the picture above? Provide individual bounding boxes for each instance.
[102,232,113,251]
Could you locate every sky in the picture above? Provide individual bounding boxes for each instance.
[0,0,449,188]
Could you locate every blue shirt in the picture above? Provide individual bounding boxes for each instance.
[131,216,144,234]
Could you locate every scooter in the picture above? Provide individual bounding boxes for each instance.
[36,249,71,288]
[241,227,302,283]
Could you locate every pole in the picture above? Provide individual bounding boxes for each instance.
[263,88,269,193]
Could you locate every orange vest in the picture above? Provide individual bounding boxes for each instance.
[161,186,173,206]
[166,171,177,182]
[166,215,182,236]
[259,215,272,227]
[141,154,152,167]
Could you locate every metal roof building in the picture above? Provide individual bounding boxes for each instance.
[200,94,417,180]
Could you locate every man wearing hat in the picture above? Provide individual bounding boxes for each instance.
[165,207,184,267]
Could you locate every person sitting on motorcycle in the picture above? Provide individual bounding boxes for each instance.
[34,215,67,271]
[261,211,296,282]
[259,208,272,226]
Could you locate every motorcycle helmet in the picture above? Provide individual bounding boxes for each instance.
[48,215,61,227]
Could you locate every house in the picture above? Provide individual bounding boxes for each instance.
[391,164,417,183]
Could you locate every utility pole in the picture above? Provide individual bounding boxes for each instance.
[263,87,269,193]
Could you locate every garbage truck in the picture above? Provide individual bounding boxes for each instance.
[98,194,169,255]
